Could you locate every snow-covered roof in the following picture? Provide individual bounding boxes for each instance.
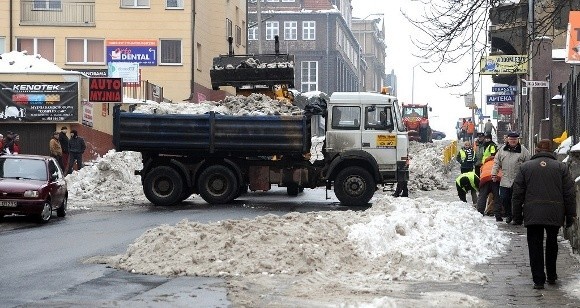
[0,51,66,73]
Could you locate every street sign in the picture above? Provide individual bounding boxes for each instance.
[486,94,515,104]
[492,86,517,93]
[525,80,549,88]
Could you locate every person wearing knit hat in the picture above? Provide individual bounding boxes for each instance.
[491,131,530,224]
[512,139,577,289]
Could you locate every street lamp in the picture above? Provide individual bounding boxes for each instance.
[411,62,427,104]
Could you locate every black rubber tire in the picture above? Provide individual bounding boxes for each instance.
[178,187,193,202]
[143,166,184,206]
[287,184,299,196]
[56,195,67,217]
[197,165,238,204]
[334,166,375,206]
[37,201,52,223]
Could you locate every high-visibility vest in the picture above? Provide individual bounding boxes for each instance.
[481,143,497,164]
[455,171,479,192]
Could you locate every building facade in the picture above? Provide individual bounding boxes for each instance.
[352,17,386,92]
[246,0,364,94]
[0,0,246,159]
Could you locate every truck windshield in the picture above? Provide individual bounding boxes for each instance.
[402,107,426,117]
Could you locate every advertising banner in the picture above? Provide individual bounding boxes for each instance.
[106,39,157,66]
[566,11,580,64]
[108,62,140,83]
[0,82,78,122]
[480,55,528,75]
[89,78,123,103]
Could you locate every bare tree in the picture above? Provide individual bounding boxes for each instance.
[403,0,579,87]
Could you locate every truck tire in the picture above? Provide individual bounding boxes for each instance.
[286,183,299,196]
[198,165,238,204]
[334,166,375,207]
[143,166,184,206]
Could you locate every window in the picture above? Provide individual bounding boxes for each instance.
[16,38,55,62]
[284,21,297,40]
[33,0,61,10]
[331,106,360,130]
[66,38,105,64]
[166,0,183,9]
[266,21,279,41]
[121,0,149,8]
[196,43,202,71]
[0,37,5,54]
[248,27,258,41]
[301,61,318,92]
[160,39,182,64]
[235,26,242,46]
[226,18,233,39]
[365,107,393,130]
[302,21,315,40]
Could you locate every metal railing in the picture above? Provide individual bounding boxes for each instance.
[20,1,95,26]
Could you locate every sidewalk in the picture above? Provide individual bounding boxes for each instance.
[416,163,580,306]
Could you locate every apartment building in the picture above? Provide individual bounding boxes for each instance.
[352,17,386,92]
[247,0,364,94]
[0,0,246,157]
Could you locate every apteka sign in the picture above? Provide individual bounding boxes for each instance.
[89,78,123,103]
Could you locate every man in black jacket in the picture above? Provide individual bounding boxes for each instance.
[67,130,86,174]
[512,139,577,290]
[58,127,69,171]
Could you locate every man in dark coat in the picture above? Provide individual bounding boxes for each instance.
[67,129,86,174]
[58,126,70,171]
[512,139,577,290]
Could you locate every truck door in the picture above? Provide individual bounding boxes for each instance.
[325,105,362,152]
[361,105,397,170]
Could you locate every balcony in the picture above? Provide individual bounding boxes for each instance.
[20,1,95,27]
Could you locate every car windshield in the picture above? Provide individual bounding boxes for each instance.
[0,158,47,181]
[403,107,425,117]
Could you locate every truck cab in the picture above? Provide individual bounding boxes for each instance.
[325,92,409,186]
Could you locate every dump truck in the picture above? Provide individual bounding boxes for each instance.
[401,103,432,142]
[113,92,409,207]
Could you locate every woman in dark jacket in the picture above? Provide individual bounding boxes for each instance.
[511,139,577,289]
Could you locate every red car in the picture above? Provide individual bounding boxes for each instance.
[0,155,68,223]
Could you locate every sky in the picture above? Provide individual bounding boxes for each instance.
[351,0,495,139]
[3,48,580,306]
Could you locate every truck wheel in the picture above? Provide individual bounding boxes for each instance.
[334,166,375,206]
[198,165,238,204]
[143,166,184,206]
[287,184,299,196]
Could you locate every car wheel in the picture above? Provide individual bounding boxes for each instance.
[143,166,184,206]
[57,195,67,217]
[37,201,52,223]
[197,165,238,204]
[334,166,375,206]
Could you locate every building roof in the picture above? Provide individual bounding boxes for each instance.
[303,0,334,10]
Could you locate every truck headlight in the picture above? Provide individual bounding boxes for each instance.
[23,190,39,198]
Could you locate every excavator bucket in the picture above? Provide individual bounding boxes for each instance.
[210,36,294,90]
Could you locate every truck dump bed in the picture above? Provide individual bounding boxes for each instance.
[113,108,311,157]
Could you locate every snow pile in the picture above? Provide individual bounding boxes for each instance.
[0,50,64,73]
[408,141,451,191]
[90,196,508,284]
[133,93,303,116]
[66,150,145,206]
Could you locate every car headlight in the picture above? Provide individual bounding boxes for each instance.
[23,190,39,198]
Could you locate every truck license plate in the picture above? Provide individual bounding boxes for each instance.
[0,201,17,207]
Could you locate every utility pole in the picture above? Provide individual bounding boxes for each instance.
[257,0,262,54]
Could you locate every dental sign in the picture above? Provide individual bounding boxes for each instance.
[106,39,157,66]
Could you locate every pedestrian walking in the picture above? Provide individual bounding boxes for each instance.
[456,141,476,173]
[455,171,479,205]
[476,155,502,220]
[13,135,20,154]
[473,132,486,177]
[466,119,475,142]
[67,129,86,174]
[59,126,70,171]
[483,119,496,136]
[392,180,408,197]
[460,119,468,141]
[512,139,577,290]
[491,132,530,224]
[3,132,15,155]
[49,131,64,170]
